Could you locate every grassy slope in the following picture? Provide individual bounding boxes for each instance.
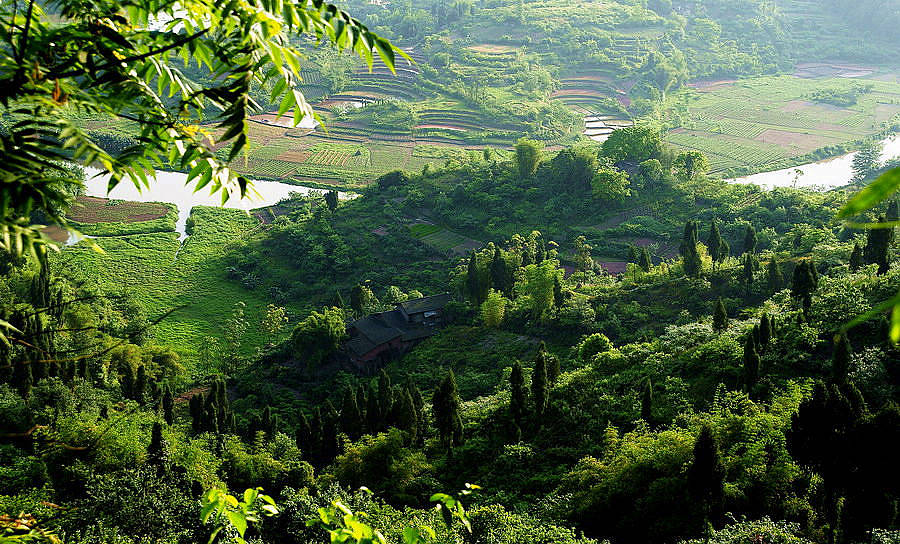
[54,207,292,368]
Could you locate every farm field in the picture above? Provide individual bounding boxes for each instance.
[409,222,481,255]
[666,69,900,175]
[52,206,292,371]
[66,196,177,236]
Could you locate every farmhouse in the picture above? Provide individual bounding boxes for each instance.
[346,293,451,370]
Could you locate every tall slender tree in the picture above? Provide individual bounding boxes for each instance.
[641,379,653,423]
[743,225,758,255]
[466,252,483,304]
[849,242,863,272]
[162,385,174,425]
[531,352,549,418]
[832,334,852,386]
[863,216,891,274]
[712,299,728,332]
[433,370,461,449]
[742,335,760,392]
[340,387,363,440]
[687,425,725,526]
[509,362,527,430]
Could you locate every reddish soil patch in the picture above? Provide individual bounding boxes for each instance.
[42,226,69,243]
[782,100,813,112]
[372,227,389,236]
[755,129,825,151]
[617,96,632,107]
[597,261,627,275]
[451,240,482,255]
[68,196,168,224]
[175,386,209,404]
[276,150,311,162]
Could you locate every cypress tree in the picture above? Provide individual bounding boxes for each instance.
[752,324,761,349]
[162,385,174,425]
[683,221,703,277]
[863,217,891,274]
[356,384,367,421]
[766,259,782,293]
[32,359,46,383]
[466,252,482,304]
[340,387,362,439]
[396,389,418,445]
[12,361,32,399]
[309,407,324,462]
[147,421,168,468]
[849,242,863,271]
[742,335,760,392]
[639,246,652,272]
[887,200,899,243]
[509,362,527,429]
[432,370,461,449]
[791,261,817,312]
[687,425,725,525]
[742,254,755,295]
[743,224,758,255]
[712,298,728,332]
[296,411,312,454]
[759,314,772,347]
[121,364,134,400]
[77,359,88,381]
[134,365,147,403]
[641,379,653,423]
[189,394,203,433]
[832,334,851,386]
[406,378,426,445]
[365,384,381,434]
[321,400,340,461]
[553,275,564,308]
[490,246,508,294]
[706,220,725,265]
[378,369,392,428]
[531,352,548,418]
[48,360,59,379]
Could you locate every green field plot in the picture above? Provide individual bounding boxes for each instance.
[53,207,288,370]
[408,223,442,238]
[419,227,475,253]
[667,72,900,174]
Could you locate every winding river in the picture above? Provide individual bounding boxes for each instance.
[78,167,352,242]
[727,134,900,190]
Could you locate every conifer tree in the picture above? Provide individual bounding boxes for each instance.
[490,246,509,295]
[396,389,418,445]
[706,220,726,265]
[863,216,891,274]
[832,334,851,386]
[553,275,564,309]
[759,314,772,347]
[340,387,363,439]
[532,352,549,418]
[366,384,381,434]
[743,225,758,255]
[849,242,863,271]
[466,252,483,304]
[712,299,728,332]
[320,400,339,460]
[134,365,147,404]
[766,260,783,294]
[406,377,426,444]
[12,361,32,399]
[742,335,760,392]
[147,421,168,468]
[189,394,203,433]
[162,385,174,425]
[742,254,755,296]
[121,364,135,401]
[887,200,899,243]
[433,370,461,449]
[77,359,89,381]
[687,425,725,525]
[296,411,312,454]
[309,407,324,462]
[639,247,652,272]
[509,361,527,429]
[378,370,393,429]
[356,385,367,420]
[641,379,653,423]
[752,324,761,349]
[791,260,817,312]
[682,221,703,277]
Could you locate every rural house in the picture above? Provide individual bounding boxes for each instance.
[346,293,451,370]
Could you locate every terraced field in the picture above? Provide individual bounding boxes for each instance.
[666,70,900,175]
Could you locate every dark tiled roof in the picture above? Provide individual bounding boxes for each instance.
[350,311,404,346]
[347,335,378,357]
[397,293,451,314]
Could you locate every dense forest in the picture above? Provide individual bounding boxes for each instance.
[2,0,900,543]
